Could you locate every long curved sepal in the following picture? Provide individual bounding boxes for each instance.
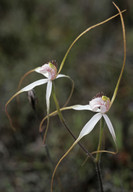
[56,74,75,107]
[58,9,126,74]
[110,2,126,107]
[5,79,48,130]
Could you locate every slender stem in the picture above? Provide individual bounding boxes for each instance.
[95,117,104,192]
[96,117,104,162]
[52,84,95,161]
[95,162,104,192]
[45,144,54,165]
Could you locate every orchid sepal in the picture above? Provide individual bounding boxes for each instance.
[5,78,49,130]
[110,3,126,108]
[58,9,126,74]
[103,114,116,144]
[46,80,53,114]
[78,113,102,139]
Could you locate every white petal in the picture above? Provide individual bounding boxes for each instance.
[103,114,116,143]
[35,67,49,78]
[46,80,52,114]
[56,74,69,79]
[35,67,41,73]
[78,113,102,139]
[21,79,49,92]
[70,104,92,111]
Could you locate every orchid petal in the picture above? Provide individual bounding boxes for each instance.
[21,79,49,92]
[35,67,49,78]
[35,63,57,80]
[5,78,49,130]
[70,104,92,111]
[103,114,116,144]
[46,80,52,114]
[78,113,102,139]
[56,74,69,79]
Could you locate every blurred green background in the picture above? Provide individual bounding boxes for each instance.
[0,0,133,191]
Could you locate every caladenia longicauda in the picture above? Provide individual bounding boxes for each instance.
[48,3,126,192]
[5,3,125,145]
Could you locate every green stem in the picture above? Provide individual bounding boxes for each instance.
[52,84,65,123]
[96,117,104,163]
[95,117,104,192]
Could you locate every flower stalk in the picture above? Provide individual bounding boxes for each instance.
[96,117,104,163]
[95,118,104,192]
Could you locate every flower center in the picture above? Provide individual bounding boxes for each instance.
[48,62,57,80]
[89,94,110,113]
[35,61,57,80]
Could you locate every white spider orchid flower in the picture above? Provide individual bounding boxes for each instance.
[34,61,67,114]
[70,94,116,144]
[5,61,70,129]
[50,94,116,192]
[51,101,118,191]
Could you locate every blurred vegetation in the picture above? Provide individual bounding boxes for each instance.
[0,0,133,191]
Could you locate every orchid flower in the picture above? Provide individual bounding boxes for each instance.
[50,94,116,192]
[65,93,116,144]
[43,93,116,146]
[5,60,71,130]
[34,61,69,114]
